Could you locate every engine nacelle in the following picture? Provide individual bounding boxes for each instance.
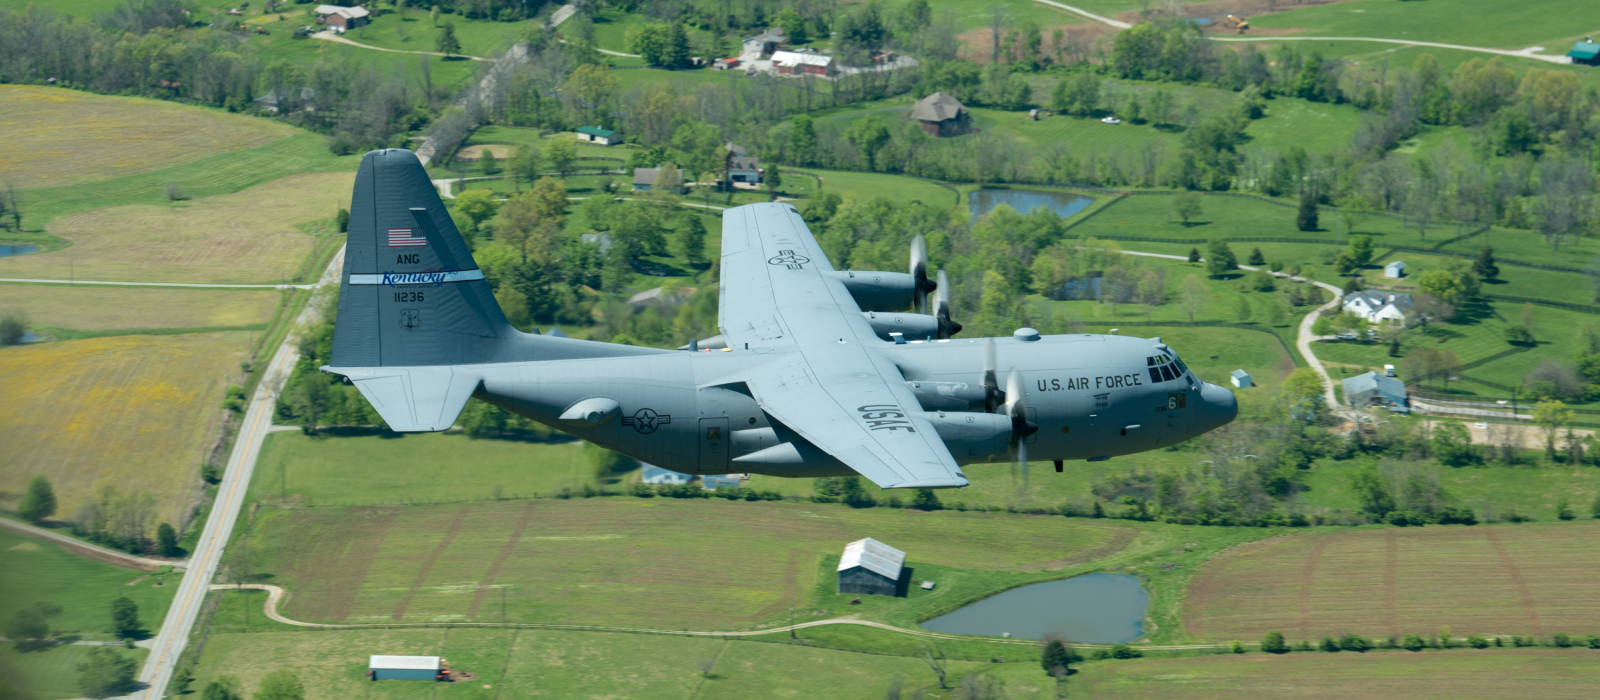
[905,380,984,412]
[861,311,940,342]
[826,270,916,311]
[917,411,1013,461]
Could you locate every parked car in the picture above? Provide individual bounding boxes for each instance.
[1101,116,1121,124]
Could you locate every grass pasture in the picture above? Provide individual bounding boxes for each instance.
[1247,0,1593,51]
[247,498,1136,629]
[0,528,177,642]
[1184,521,1600,641]
[0,642,151,700]
[3,171,353,284]
[0,333,250,534]
[0,85,295,189]
[186,626,1009,700]
[1072,648,1600,699]
[252,431,595,506]
[0,285,284,337]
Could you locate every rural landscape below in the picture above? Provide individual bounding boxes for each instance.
[4,0,1600,698]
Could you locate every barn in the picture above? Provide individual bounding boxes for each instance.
[315,5,370,30]
[369,655,441,681]
[910,92,974,138]
[1343,371,1409,413]
[837,538,905,597]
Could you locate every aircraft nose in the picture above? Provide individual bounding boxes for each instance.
[1196,382,1238,433]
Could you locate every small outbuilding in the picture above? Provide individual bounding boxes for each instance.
[632,167,660,191]
[1230,369,1253,388]
[576,126,617,145]
[369,655,441,681]
[641,464,691,485]
[1569,39,1600,66]
[1384,261,1406,278]
[837,538,905,597]
[909,92,974,138]
[315,4,370,29]
[1343,371,1409,413]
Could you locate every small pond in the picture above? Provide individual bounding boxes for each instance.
[0,244,39,258]
[918,573,1148,643]
[969,189,1094,220]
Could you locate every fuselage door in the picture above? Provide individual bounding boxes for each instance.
[699,417,730,474]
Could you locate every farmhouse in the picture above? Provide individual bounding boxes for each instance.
[1384,261,1406,278]
[742,28,787,58]
[772,49,835,77]
[632,167,659,191]
[1569,39,1600,66]
[576,126,617,146]
[314,4,369,30]
[837,537,905,597]
[369,655,441,681]
[1343,371,1409,413]
[1343,290,1412,326]
[728,156,762,184]
[910,92,974,138]
[640,464,691,485]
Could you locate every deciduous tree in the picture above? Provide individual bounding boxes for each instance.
[19,475,56,523]
[78,647,137,699]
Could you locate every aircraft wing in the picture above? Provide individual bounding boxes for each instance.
[719,203,967,489]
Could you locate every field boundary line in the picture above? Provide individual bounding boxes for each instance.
[1483,528,1543,636]
[1298,536,1330,639]
[468,501,537,619]
[0,517,177,572]
[0,278,314,289]
[390,504,474,621]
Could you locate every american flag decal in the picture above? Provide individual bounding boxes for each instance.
[388,227,427,248]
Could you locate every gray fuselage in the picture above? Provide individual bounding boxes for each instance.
[472,332,1238,478]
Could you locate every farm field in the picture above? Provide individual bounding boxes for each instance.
[1247,0,1593,51]
[0,285,284,336]
[0,642,151,700]
[0,528,177,642]
[319,10,529,59]
[3,172,352,284]
[1072,648,1600,699]
[1184,521,1600,641]
[246,497,1138,629]
[0,85,295,189]
[801,168,962,208]
[251,431,598,507]
[13,132,358,236]
[185,627,1015,700]
[1298,456,1600,523]
[0,332,249,534]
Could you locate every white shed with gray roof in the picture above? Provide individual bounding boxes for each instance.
[838,538,905,596]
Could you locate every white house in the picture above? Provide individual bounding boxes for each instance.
[1343,290,1412,326]
[640,464,691,485]
[1230,369,1253,388]
[742,28,786,58]
[1384,261,1406,278]
[727,156,762,184]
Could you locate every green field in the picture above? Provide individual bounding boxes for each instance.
[1185,521,1600,641]
[186,626,1023,700]
[1299,454,1600,523]
[1072,648,1600,699]
[0,641,150,700]
[0,529,176,641]
[245,498,1141,630]
[325,9,529,59]
[252,431,597,506]
[1249,0,1594,50]
[0,285,284,336]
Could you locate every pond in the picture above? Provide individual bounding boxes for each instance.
[969,189,1094,220]
[0,244,39,258]
[918,573,1148,643]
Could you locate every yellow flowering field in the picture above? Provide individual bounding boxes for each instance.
[0,333,249,532]
[1,171,353,284]
[0,285,283,332]
[0,85,295,189]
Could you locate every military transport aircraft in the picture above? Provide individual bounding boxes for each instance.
[323,150,1237,489]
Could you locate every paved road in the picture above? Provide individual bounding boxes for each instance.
[0,518,176,571]
[1033,0,1132,29]
[312,31,494,61]
[133,247,344,699]
[0,278,313,289]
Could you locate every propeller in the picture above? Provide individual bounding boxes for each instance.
[1002,369,1041,490]
[981,338,1001,413]
[932,269,963,339]
[910,234,936,314]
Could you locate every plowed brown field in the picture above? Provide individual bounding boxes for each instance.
[1184,522,1600,640]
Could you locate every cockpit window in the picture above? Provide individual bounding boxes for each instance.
[1147,353,1189,383]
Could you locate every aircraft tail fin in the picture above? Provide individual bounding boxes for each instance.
[329,148,515,369]
[323,149,666,431]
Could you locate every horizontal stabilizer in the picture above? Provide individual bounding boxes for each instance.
[322,365,479,432]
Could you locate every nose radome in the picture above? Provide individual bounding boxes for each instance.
[1197,382,1239,433]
